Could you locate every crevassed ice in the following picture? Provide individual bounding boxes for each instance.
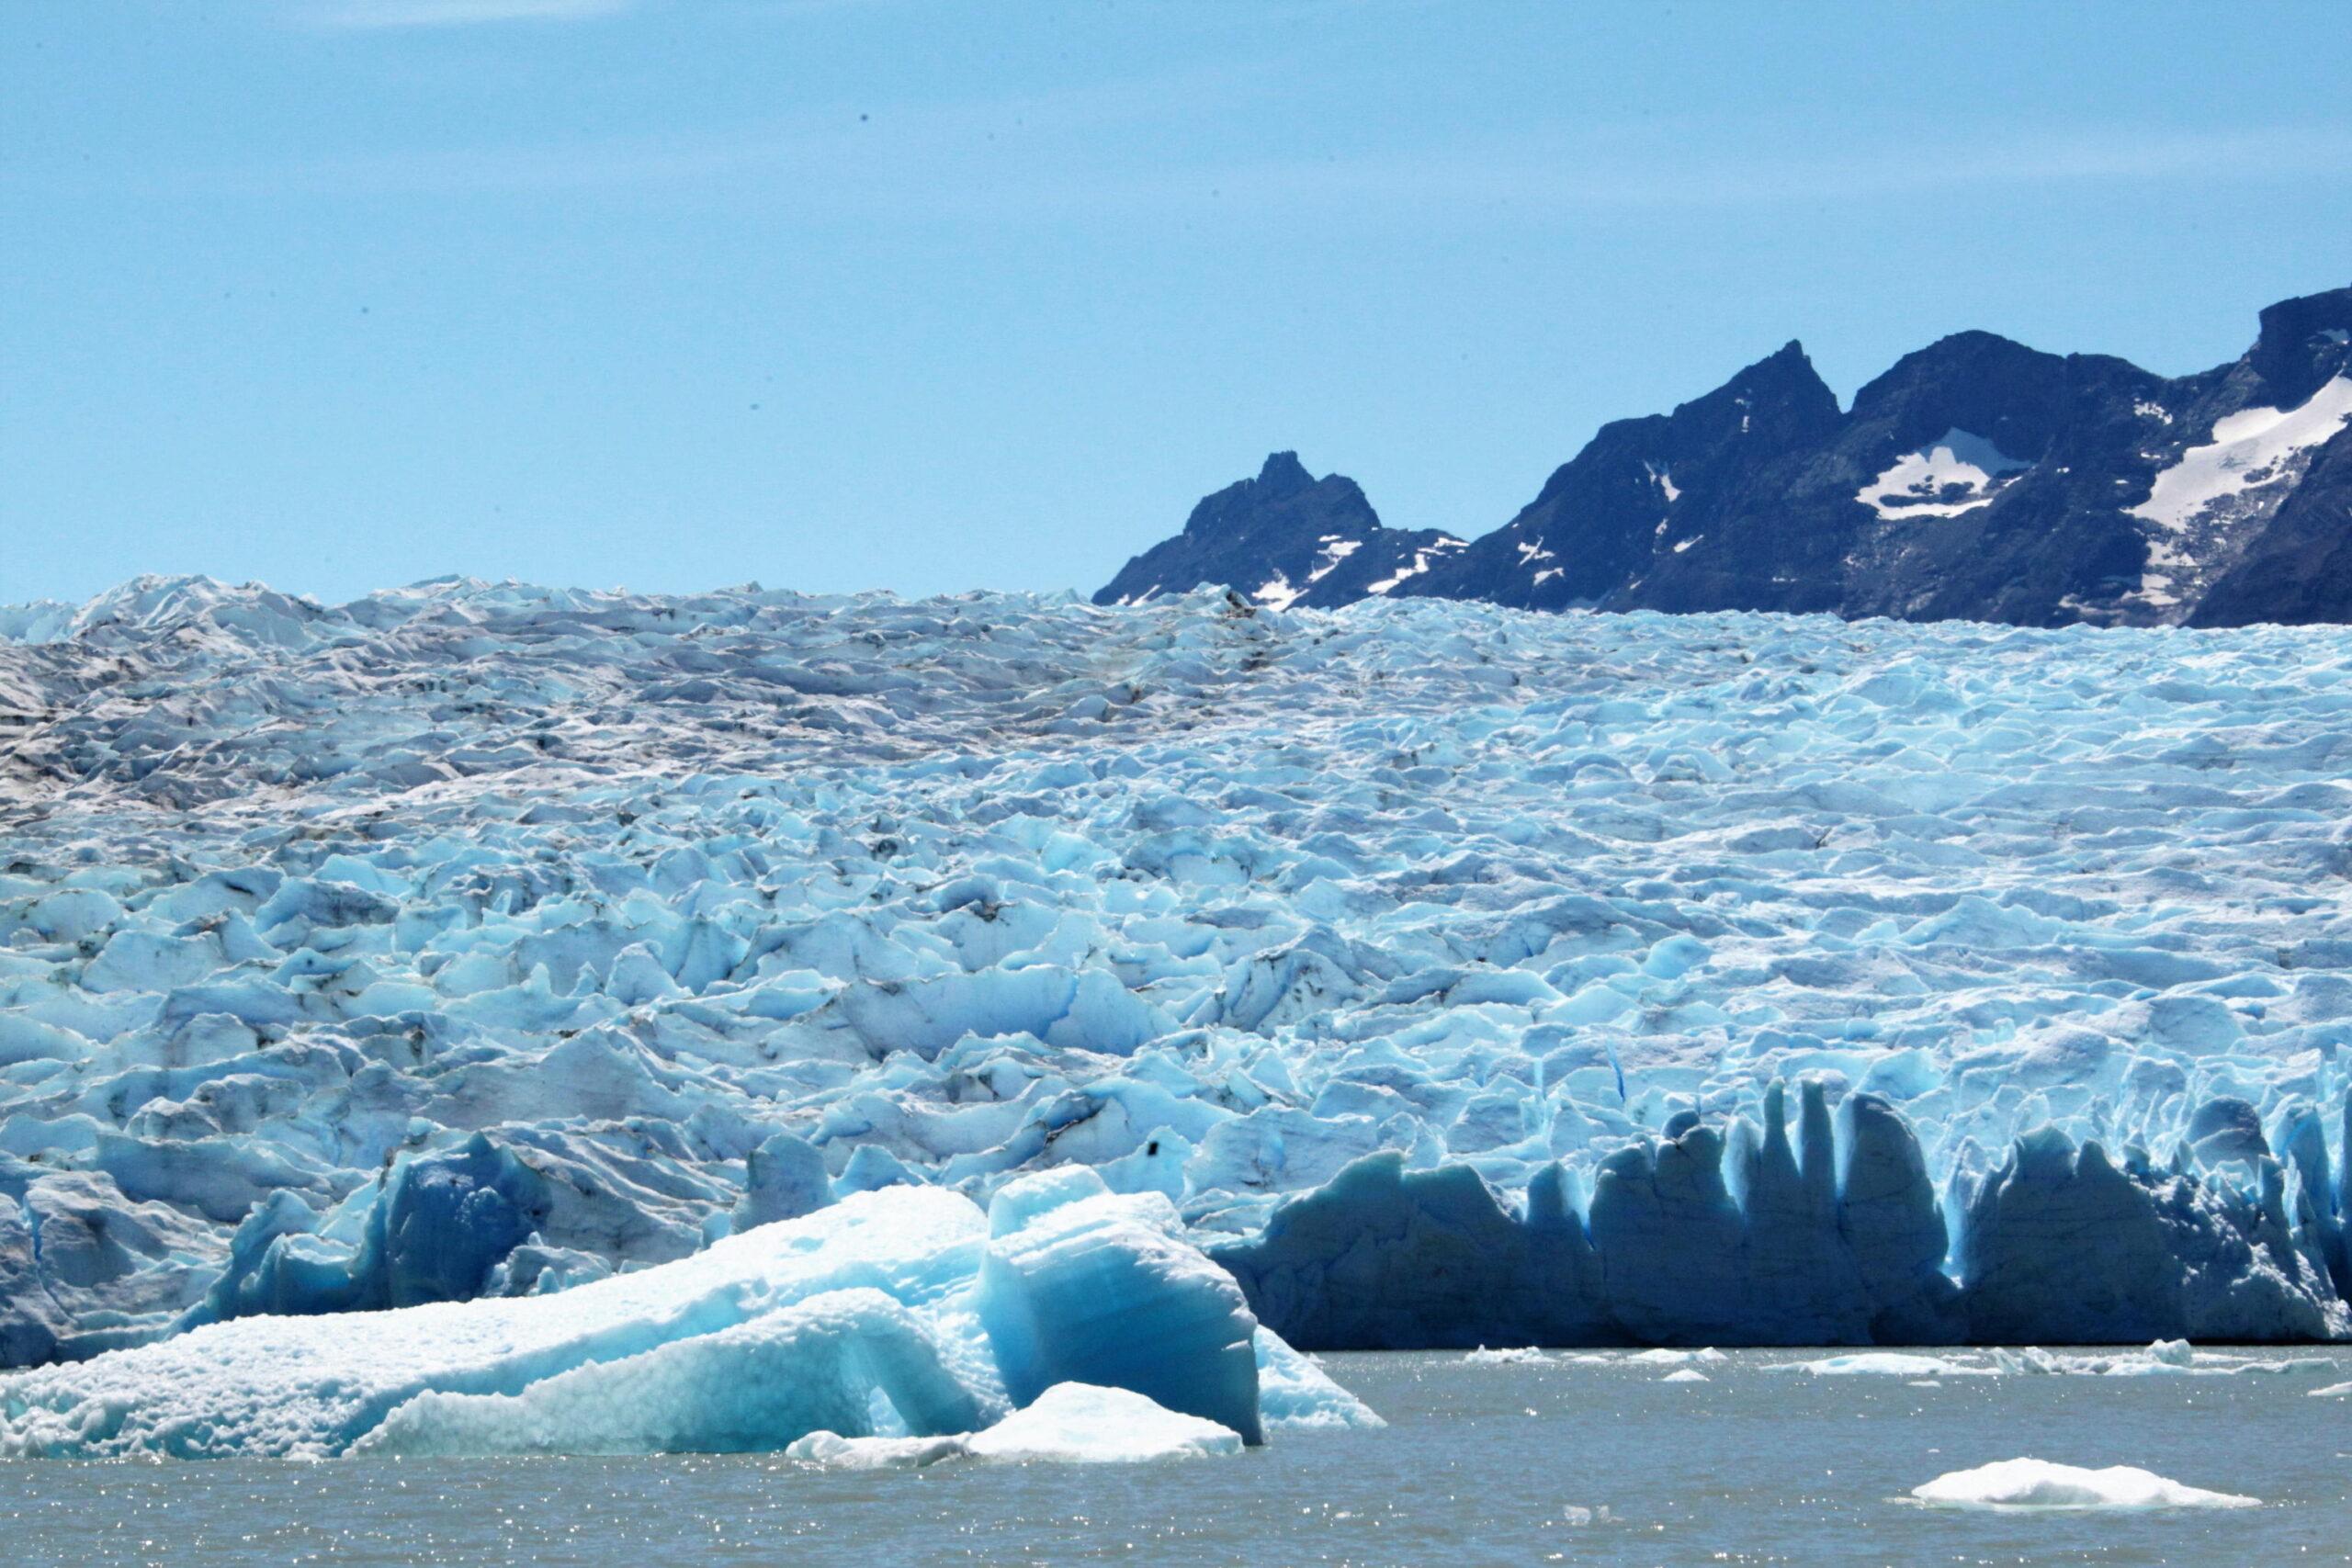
[5,577,2352,1364]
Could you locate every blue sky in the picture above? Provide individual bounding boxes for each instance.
[5,0,2348,605]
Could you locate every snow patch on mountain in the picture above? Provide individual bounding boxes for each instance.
[1858,430,2032,520]
[2131,377,2352,535]
[1306,537,1362,584]
[1365,536,1466,594]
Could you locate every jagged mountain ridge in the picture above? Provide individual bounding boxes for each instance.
[1095,451,1469,611]
[1095,286,2352,627]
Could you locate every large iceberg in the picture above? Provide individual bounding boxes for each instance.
[0,1171,1363,1459]
[6,576,2352,1367]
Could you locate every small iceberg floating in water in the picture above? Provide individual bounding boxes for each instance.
[1770,1352,1999,1378]
[1911,1459,2259,1510]
[786,1382,1245,1467]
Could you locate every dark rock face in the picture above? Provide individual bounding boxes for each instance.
[1097,287,2352,627]
[1094,451,1467,610]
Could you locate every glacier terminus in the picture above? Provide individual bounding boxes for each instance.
[5,576,2352,1458]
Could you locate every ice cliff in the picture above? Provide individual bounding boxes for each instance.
[5,576,2352,1380]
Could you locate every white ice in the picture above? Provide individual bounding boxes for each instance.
[1769,1352,1998,1378]
[965,1382,1245,1462]
[1910,1458,2258,1510]
[786,1382,1243,1467]
[1770,1342,2340,1379]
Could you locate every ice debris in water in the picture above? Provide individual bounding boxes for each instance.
[1770,1351,1999,1378]
[1771,1340,2341,1378]
[962,1382,1247,1462]
[0,1170,1365,1459]
[786,1383,1245,1468]
[1911,1459,2259,1510]
[6,577,2352,1360]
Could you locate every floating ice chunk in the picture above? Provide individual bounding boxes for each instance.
[963,1382,1245,1462]
[978,1167,1264,1445]
[783,1383,1253,1466]
[1462,1346,1552,1366]
[1769,1352,1998,1377]
[0,1174,1323,1459]
[1911,1459,2258,1510]
[353,1287,986,1458]
[1991,1343,2341,1379]
[1659,1367,1710,1382]
[0,1186,992,1459]
[1253,1326,1385,1429]
[784,1429,969,1469]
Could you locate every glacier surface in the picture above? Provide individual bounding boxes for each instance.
[5,575,2352,1376]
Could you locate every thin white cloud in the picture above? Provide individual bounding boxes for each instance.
[299,0,634,28]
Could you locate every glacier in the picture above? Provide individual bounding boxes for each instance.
[6,573,2352,1414]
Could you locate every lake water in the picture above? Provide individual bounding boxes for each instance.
[5,1348,2347,1566]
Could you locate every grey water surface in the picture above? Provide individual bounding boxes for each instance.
[5,1348,2347,1566]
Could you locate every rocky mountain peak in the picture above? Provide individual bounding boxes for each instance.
[1097,284,2352,628]
[1254,450,1315,494]
[2249,286,2352,406]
